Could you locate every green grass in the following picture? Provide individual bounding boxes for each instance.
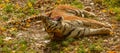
[0,36,4,45]
[47,37,105,53]
[115,14,120,21]
[3,3,14,13]
[0,36,29,52]
[57,0,84,9]
[1,15,9,21]
[103,0,120,8]
[108,7,120,21]
[0,0,38,52]
[101,0,120,21]
[71,0,84,9]
[110,7,120,21]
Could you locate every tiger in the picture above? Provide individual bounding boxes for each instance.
[5,14,111,40]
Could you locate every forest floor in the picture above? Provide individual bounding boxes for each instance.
[0,0,120,53]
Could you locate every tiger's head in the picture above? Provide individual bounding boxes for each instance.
[43,16,64,40]
[43,15,63,33]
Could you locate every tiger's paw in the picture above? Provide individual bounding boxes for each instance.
[101,28,112,35]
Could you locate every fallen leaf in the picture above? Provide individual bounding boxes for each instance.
[0,27,6,31]
[114,45,120,50]
[15,3,21,9]
[28,2,32,7]
[107,51,116,53]
[10,27,17,31]
[101,9,107,13]
[5,0,10,3]
[3,37,12,41]
[25,24,30,27]
[0,4,5,9]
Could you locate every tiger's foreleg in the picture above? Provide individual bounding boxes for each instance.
[84,27,111,36]
[67,27,111,38]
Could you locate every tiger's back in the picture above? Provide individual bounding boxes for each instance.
[46,5,111,28]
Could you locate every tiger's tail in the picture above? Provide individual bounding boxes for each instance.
[5,14,50,29]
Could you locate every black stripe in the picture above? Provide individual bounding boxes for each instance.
[80,10,83,17]
[47,24,51,29]
[65,22,74,27]
[69,9,77,15]
[38,15,43,20]
[74,10,78,15]
[30,18,33,21]
[75,20,82,25]
[62,24,66,33]
[45,24,51,28]
[50,24,58,31]
[82,28,86,36]
[79,10,82,16]
[28,15,42,22]
[59,25,62,29]
[76,29,81,37]
[50,23,58,29]
[71,9,78,15]
[32,16,39,22]
[63,28,75,38]
[82,22,85,27]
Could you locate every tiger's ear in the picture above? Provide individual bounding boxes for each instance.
[53,16,63,21]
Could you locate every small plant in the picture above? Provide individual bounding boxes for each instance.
[16,13,25,18]
[66,38,75,42]
[50,41,60,50]
[89,44,96,51]
[61,41,69,46]
[18,39,27,45]
[28,0,36,4]
[77,41,86,53]
[19,44,27,51]
[115,14,120,21]
[27,7,40,15]
[2,46,11,52]
[103,0,120,7]
[88,44,103,53]
[1,15,8,21]
[0,0,2,3]
[15,38,28,51]
[4,3,14,13]
[0,36,4,45]
[102,0,120,21]
[62,38,75,46]
[71,0,84,9]
[78,47,86,53]
[60,51,64,53]
[58,0,84,9]
[108,7,120,21]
